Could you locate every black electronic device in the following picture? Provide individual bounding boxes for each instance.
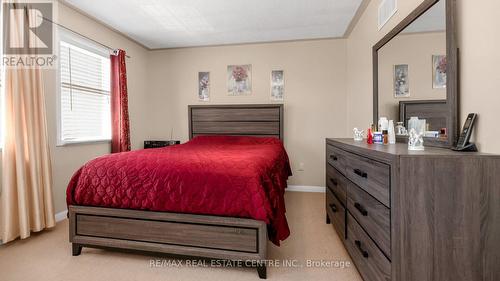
[144,140,180,149]
[452,113,477,152]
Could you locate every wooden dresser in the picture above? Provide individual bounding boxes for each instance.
[325,138,500,281]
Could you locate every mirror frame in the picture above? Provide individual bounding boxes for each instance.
[372,0,458,148]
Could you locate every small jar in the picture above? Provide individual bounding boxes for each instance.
[383,130,389,145]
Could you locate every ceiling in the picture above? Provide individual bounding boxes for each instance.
[402,0,445,34]
[63,0,364,49]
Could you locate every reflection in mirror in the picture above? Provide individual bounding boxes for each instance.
[377,0,446,139]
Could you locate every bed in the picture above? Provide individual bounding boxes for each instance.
[67,104,288,279]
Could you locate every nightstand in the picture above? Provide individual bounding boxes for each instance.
[144,140,180,149]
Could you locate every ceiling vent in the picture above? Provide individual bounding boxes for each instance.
[378,0,398,30]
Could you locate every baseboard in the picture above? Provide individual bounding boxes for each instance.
[286,185,326,193]
[55,209,68,222]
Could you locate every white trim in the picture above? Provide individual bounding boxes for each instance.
[378,0,398,30]
[286,185,325,193]
[55,209,68,222]
[56,34,63,147]
[59,28,110,58]
[56,139,111,147]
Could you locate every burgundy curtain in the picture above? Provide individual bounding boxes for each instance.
[110,49,131,153]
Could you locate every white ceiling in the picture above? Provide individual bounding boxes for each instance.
[63,0,363,49]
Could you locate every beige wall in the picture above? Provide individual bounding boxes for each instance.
[146,39,349,186]
[1,2,150,214]
[378,32,446,121]
[3,0,500,215]
[347,0,500,153]
[46,0,500,211]
[457,0,500,151]
[347,0,430,131]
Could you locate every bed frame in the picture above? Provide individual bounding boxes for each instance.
[69,104,284,279]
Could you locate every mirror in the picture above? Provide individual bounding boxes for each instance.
[373,0,458,147]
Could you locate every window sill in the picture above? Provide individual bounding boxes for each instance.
[56,139,111,147]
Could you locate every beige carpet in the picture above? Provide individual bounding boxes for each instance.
[0,192,362,281]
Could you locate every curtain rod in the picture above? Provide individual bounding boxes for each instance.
[41,16,131,58]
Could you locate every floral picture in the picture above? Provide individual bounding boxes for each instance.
[270,70,284,101]
[227,64,252,95]
[198,72,210,101]
[432,55,447,89]
[394,64,410,98]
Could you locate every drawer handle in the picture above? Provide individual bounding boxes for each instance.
[329,178,338,186]
[355,240,369,258]
[354,202,368,216]
[353,169,368,178]
[330,155,338,161]
[329,203,338,213]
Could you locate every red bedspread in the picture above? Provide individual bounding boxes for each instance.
[66,136,292,245]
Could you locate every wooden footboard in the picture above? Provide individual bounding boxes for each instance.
[68,205,268,278]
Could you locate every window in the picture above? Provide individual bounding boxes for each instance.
[58,32,111,145]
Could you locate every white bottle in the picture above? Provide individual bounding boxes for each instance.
[388,120,396,144]
[378,117,389,131]
[419,119,427,135]
[408,117,419,132]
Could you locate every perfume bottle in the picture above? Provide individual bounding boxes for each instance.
[388,120,396,144]
[383,130,389,145]
[378,117,389,132]
[367,128,373,144]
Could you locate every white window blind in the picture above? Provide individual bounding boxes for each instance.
[59,40,111,144]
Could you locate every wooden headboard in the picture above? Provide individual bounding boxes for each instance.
[399,100,448,131]
[188,104,284,140]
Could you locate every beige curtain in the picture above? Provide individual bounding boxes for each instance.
[0,3,55,244]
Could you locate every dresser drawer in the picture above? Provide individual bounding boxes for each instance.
[326,144,346,173]
[326,187,346,239]
[346,213,391,281]
[343,151,390,207]
[347,182,391,258]
[326,164,348,206]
